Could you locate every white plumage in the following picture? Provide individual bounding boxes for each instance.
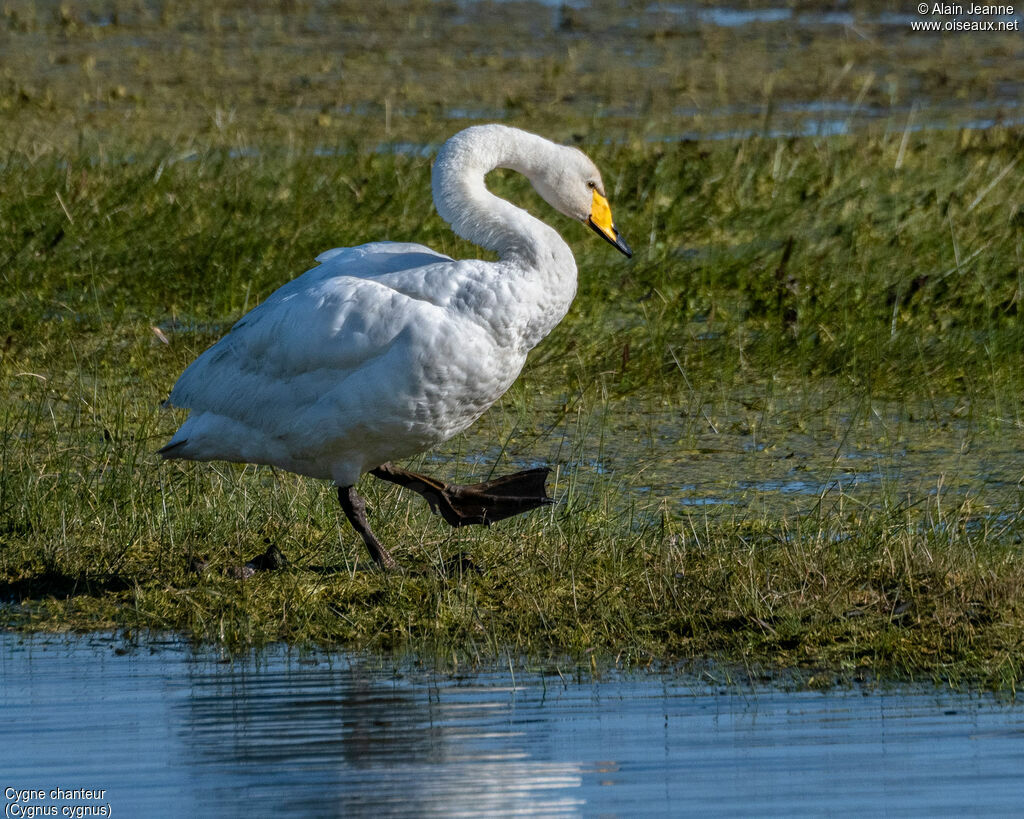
[161,124,631,569]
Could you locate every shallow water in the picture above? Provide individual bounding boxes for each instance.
[3,632,1023,817]
[9,0,1024,153]
[448,390,1024,526]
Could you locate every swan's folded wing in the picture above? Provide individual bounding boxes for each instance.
[166,271,445,426]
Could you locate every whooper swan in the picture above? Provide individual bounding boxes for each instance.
[160,124,632,570]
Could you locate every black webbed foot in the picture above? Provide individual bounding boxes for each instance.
[369,463,552,528]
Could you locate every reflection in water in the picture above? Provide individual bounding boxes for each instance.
[3,632,1024,816]
[183,665,585,815]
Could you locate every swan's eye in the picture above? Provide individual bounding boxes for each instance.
[586,180,597,190]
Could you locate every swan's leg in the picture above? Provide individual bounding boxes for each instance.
[369,463,552,528]
[337,485,397,571]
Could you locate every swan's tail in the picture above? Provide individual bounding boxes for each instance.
[157,439,189,458]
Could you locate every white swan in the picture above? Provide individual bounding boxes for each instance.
[160,124,631,569]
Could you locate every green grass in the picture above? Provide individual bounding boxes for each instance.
[2,0,1024,688]
[2,127,1023,689]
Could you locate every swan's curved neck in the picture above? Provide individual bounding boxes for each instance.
[431,125,572,269]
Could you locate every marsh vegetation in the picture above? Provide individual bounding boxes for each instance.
[1,0,1022,688]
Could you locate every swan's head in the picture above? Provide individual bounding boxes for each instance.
[531,146,633,258]
[432,125,633,259]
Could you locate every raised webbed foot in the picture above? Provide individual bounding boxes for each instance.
[369,463,552,527]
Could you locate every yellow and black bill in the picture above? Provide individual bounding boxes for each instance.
[587,190,633,258]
